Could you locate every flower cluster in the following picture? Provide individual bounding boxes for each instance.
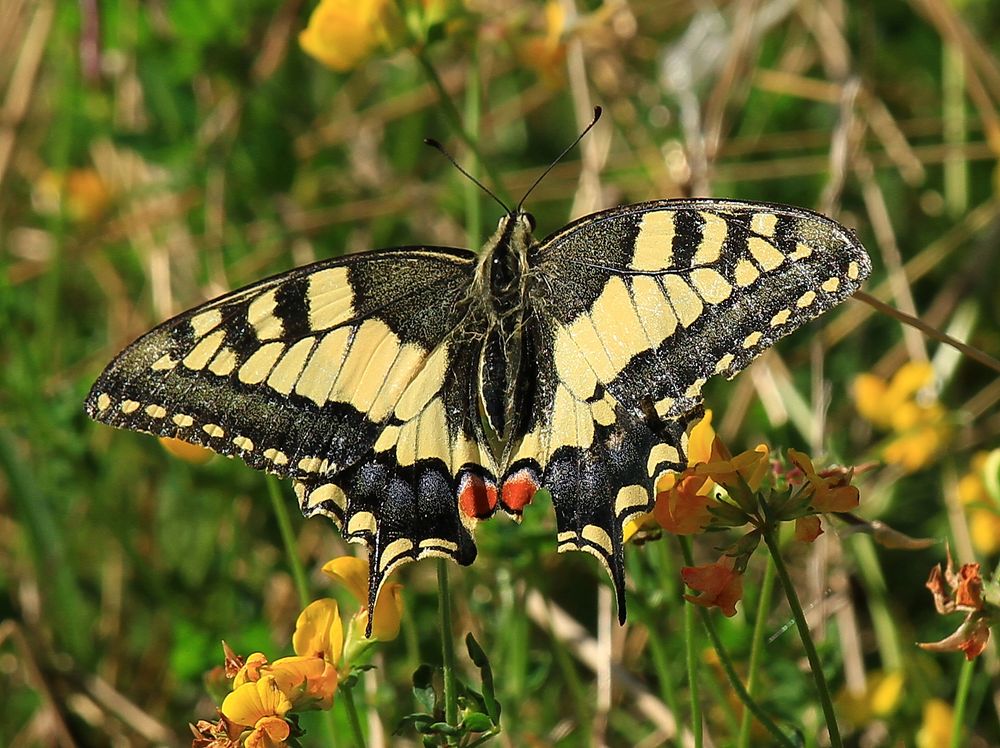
[643,411,860,617]
[919,549,997,661]
[853,362,951,473]
[191,557,403,747]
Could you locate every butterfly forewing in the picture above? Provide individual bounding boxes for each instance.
[88,248,476,483]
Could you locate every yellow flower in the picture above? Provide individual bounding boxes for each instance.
[232,651,338,712]
[269,656,338,711]
[322,556,404,641]
[299,0,397,72]
[852,362,950,472]
[221,676,292,748]
[291,599,344,664]
[835,670,904,724]
[651,411,724,535]
[695,443,770,495]
[916,699,955,748]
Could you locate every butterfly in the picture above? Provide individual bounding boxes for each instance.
[86,151,870,630]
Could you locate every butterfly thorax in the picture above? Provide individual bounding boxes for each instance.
[472,213,536,459]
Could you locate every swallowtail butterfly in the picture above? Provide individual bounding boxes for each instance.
[86,126,871,628]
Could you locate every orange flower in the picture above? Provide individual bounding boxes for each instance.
[652,411,728,534]
[794,515,823,542]
[681,557,743,617]
[787,449,859,513]
[518,2,567,88]
[654,472,717,534]
[919,615,992,661]
[159,436,214,464]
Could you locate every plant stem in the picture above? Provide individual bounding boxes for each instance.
[341,683,368,748]
[693,580,793,747]
[678,537,703,748]
[738,556,777,747]
[950,657,975,748]
[438,559,460,736]
[761,523,842,748]
[267,474,311,609]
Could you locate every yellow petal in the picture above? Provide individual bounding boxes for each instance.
[885,361,934,408]
[687,410,716,465]
[322,556,369,603]
[222,676,292,728]
[917,699,954,748]
[852,373,890,427]
[246,715,291,748]
[368,582,404,640]
[298,0,389,72]
[292,599,343,664]
[270,655,339,711]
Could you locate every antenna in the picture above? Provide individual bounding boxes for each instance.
[423,138,510,215]
[516,106,602,212]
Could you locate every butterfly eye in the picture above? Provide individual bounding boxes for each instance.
[523,212,536,231]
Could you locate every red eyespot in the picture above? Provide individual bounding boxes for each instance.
[458,472,498,519]
[501,468,540,514]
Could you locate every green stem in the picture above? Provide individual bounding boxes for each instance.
[678,538,703,748]
[438,559,459,736]
[761,523,842,748]
[693,581,793,747]
[950,657,975,748]
[738,556,777,747]
[266,475,311,609]
[341,683,368,748]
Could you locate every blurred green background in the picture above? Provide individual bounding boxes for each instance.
[2,0,1000,745]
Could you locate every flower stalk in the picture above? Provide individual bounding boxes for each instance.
[760,517,842,748]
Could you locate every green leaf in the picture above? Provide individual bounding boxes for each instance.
[412,664,439,714]
[465,632,501,723]
[461,712,493,732]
